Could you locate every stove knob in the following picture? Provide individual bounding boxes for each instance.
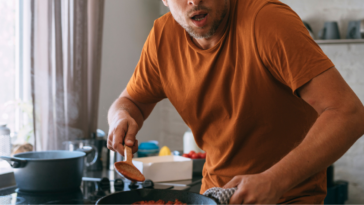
[114,179,124,191]
[142,179,154,188]
[128,181,139,189]
[99,177,110,191]
[100,177,110,187]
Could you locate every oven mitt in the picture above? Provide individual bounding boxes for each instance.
[203,187,237,205]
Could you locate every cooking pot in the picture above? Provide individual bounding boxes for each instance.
[0,148,94,192]
[96,189,217,205]
[63,139,106,170]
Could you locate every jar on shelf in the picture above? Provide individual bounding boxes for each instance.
[0,124,11,157]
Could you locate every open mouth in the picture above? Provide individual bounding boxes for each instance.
[191,13,208,22]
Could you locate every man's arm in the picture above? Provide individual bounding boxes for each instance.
[107,88,156,155]
[224,67,364,204]
[266,67,364,195]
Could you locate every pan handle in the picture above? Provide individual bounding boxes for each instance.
[76,146,94,155]
[0,156,27,168]
[76,145,98,166]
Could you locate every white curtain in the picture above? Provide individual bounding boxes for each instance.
[29,0,104,151]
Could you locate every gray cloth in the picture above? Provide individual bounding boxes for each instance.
[203,187,237,205]
[30,0,105,151]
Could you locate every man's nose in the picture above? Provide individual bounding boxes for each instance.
[188,0,203,6]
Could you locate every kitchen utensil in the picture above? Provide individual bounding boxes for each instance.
[0,124,11,157]
[0,149,95,192]
[96,189,217,205]
[63,140,99,167]
[303,21,315,39]
[346,20,364,39]
[318,21,341,40]
[63,137,107,171]
[114,146,145,182]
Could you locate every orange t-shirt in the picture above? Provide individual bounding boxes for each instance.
[127,0,334,203]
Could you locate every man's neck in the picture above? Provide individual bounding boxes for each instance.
[191,6,230,50]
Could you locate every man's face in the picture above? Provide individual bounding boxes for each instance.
[163,0,229,39]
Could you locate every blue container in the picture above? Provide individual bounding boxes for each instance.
[137,142,159,157]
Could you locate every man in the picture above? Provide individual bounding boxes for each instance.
[107,0,364,204]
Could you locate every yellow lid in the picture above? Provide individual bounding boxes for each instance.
[159,146,172,156]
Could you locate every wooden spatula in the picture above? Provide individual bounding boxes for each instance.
[114,145,145,182]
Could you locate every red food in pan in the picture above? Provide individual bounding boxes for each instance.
[132,199,186,205]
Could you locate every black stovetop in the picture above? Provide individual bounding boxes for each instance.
[0,170,201,205]
[0,179,173,204]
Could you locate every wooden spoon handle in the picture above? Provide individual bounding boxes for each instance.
[124,145,133,163]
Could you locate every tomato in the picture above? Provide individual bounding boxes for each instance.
[182,153,190,158]
[190,153,198,159]
[188,150,196,156]
[199,153,206,159]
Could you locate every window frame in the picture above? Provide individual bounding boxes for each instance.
[0,0,24,188]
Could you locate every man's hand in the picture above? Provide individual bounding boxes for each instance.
[107,109,139,155]
[107,89,157,156]
[223,173,283,204]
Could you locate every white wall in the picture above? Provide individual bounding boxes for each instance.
[100,0,364,202]
[98,0,163,143]
[279,1,364,203]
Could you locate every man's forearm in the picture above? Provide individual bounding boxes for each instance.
[108,97,145,130]
[264,106,364,193]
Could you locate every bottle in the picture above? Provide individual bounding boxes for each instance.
[0,125,11,156]
[183,128,203,154]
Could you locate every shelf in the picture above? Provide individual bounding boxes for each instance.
[315,39,364,45]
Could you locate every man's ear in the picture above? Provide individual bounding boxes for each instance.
[162,0,168,7]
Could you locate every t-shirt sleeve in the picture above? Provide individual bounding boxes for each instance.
[126,26,167,104]
[255,2,335,94]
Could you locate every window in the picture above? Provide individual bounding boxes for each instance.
[0,0,32,174]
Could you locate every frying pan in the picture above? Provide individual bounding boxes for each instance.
[96,189,217,205]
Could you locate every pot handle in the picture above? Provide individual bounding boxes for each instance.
[76,146,98,166]
[0,156,27,168]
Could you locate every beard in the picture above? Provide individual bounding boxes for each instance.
[170,0,228,39]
